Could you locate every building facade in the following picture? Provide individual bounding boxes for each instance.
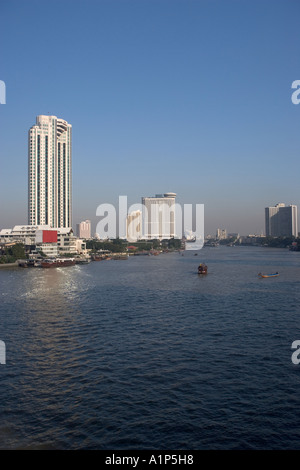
[28,115,72,228]
[265,203,298,237]
[141,193,176,240]
[216,228,227,240]
[76,220,91,239]
[0,225,86,257]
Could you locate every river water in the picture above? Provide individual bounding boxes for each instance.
[0,246,300,449]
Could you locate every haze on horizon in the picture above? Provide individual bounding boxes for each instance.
[0,0,299,237]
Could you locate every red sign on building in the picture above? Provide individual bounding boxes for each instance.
[42,230,57,243]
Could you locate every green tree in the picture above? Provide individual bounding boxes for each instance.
[0,243,26,264]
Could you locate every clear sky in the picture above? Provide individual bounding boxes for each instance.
[0,0,299,236]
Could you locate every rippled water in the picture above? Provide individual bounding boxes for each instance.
[0,246,300,449]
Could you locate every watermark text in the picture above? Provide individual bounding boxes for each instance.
[0,341,6,364]
[96,195,204,249]
[0,81,6,104]
[291,80,300,105]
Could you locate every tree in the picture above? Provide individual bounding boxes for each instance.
[0,243,26,264]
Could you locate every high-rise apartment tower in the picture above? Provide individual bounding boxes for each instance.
[265,203,298,237]
[28,115,72,228]
[76,220,91,239]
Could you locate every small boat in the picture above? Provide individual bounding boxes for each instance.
[258,272,279,278]
[198,263,208,274]
[91,255,104,261]
[75,257,91,264]
[113,254,129,260]
[18,261,28,268]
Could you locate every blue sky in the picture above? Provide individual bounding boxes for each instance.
[0,0,299,236]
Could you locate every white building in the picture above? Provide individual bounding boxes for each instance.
[0,225,51,245]
[0,225,86,257]
[216,228,227,240]
[76,220,91,239]
[0,225,58,257]
[57,227,87,255]
[265,203,298,237]
[28,115,72,228]
[141,193,176,240]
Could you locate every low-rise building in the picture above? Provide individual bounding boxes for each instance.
[0,225,86,257]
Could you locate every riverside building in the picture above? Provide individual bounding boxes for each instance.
[141,193,176,240]
[28,115,72,228]
[265,203,298,237]
[0,225,86,257]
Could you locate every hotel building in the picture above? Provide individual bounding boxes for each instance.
[28,115,72,228]
[265,203,298,237]
[141,193,176,240]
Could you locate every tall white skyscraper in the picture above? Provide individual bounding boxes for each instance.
[265,203,298,237]
[28,115,72,228]
[142,193,176,239]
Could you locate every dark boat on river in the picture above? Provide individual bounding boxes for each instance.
[41,258,76,268]
[198,263,208,274]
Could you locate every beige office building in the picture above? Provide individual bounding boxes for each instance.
[76,220,91,239]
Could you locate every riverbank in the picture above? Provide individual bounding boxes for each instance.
[0,261,18,268]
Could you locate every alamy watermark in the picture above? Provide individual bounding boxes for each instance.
[291,80,300,105]
[0,341,6,364]
[95,196,204,250]
[291,340,300,365]
[0,80,6,104]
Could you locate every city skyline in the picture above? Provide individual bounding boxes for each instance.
[1,0,300,236]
